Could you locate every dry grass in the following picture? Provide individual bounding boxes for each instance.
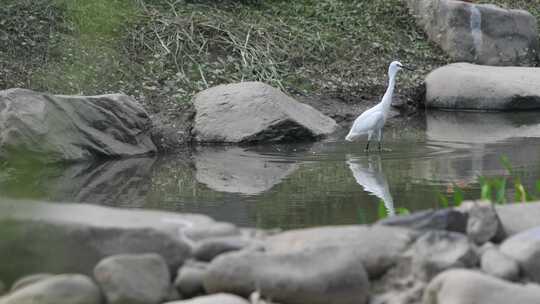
[125,0,449,105]
[3,0,539,109]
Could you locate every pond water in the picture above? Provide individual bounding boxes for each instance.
[2,110,540,229]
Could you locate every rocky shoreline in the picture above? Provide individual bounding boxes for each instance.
[1,199,540,304]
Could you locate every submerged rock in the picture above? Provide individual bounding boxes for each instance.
[425,63,540,110]
[411,231,478,281]
[204,246,370,304]
[94,253,170,304]
[163,293,250,304]
[192,82,337,143]
[174,261,208,298]
[405,0,539,66]
[0,88,156,163]
[423,269,540,304]
[500,226,540,283]
[10,273,54,292]
[0,274,101,304]
[480,247,520,281]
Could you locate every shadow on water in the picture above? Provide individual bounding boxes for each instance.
[3,110,540,229]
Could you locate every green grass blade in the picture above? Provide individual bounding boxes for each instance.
[378,200,388,219]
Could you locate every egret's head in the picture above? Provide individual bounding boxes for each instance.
[388,61,414,77]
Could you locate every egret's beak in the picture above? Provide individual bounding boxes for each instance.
[402,65,415,71]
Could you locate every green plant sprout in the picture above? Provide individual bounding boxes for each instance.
[438,155,536,208]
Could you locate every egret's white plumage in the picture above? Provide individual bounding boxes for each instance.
[346,61,413,151]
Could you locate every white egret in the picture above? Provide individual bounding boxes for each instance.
[345,61,414,151]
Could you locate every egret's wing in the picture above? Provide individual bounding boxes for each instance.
[347,159,395,215]
[349,110,384,136]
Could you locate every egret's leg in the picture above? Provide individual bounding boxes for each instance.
[377,129,383,151]
[365,132,372,152]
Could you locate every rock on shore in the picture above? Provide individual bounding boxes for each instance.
[0,88,156,163]
[204,246,370,304]
[500,226,540,284]
[425,63,540,110]
[496,202,540,235]
[406,0,539,66]
[265,225,418,278]
[94,254,171,304]
[411,231,478,281]
[192,82,337,143]
[163,293,250,304]
[0,199,239,284]
[423,269,540,304]
[2,200,540,304]
[0,274,101,304]
[10,273,54,292]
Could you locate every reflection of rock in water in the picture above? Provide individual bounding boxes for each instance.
[347,155,394,216]
[50,157,156,206]
[417,111,540,185]
[427,111,540,144]
[195,147,298,195]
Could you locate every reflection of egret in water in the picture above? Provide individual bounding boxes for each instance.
[347,155,395,216]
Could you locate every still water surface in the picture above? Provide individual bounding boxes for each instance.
[2,110,540,229]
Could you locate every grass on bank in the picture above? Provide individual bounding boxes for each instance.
[1,0,539,109]
[1,0,449,107]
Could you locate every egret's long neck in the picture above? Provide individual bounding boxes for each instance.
[380,71,397,111]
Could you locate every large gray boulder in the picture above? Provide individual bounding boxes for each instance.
[264,225,418,278]
[204,246,370,304]
[411,231,478,281]
[192,82,337,143]
[425,63,540,110]
[422,269,540,304]
[405,0,539,66]
[0,88,156,163]
[500,226,540,283]
[94,253,170,304]
[0,199,240,284]
[0,274,101,304]
[496,201,540,235]
[163,293,249,304]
